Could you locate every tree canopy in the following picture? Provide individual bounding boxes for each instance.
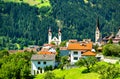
[102,44,120,57]
[0,50,33,79]
[0,0,120,50]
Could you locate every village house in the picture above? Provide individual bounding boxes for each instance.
[95,17,120,45]
[60,47,69,56]
[31,54,55,75]
[37,43,57,55]
[24,45,40,52]
[31,43,57,75]
[103,28,120,44]
[67,41,95,64]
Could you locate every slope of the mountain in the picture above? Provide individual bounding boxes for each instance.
[0,0,120,49]
[3,0,51,8]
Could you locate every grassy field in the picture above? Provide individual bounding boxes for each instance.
[3,0,51,8]
[34,67,99,79]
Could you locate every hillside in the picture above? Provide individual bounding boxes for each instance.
[35,68,99,79]
[0,0,120,49]
[3,0,51,8]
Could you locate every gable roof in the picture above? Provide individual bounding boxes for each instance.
[82,51,96,56]
[8,50,24,54]
[51,37,59,41]
[67,42,92,50]
[49,48,56,53]
[60,47,68,50]
[31,54,55,61]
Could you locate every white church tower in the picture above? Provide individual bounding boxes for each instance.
[95,17,101,43]
[48,28,62,45]
[58,28,62,45]
[48,28,52,44]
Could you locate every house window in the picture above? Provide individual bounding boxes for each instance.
[74,57,78,60]
[116,35,119,37]
[43,61,46,64]
[38,67,40,70]
[38,61,41,64]
[73,51,78,55]
[81,52,84,54]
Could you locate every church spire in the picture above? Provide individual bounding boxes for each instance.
[48,27,51,33]
[96,16,100,30]
[48,27,52,44]
[95,17,101,43]
[58,28,61,34]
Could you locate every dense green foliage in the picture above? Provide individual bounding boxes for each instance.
[102,44,120,57]
[44,71,65,79]
[44,71,55,79]
[0,36,37,50]
[75,56,97,72]
[93,62,120,79]
[59,56,69,70]
[0,0,120,50]
[0,50,33,79]
[59,41,67,47]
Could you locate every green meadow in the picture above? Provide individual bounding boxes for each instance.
[35,67,99,79]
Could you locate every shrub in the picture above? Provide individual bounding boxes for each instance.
[44,71,55,79]
[93,63,120,79]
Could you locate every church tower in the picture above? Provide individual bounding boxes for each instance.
[48,28,52,44]
[58,28,61,45]
[95,17,101,43]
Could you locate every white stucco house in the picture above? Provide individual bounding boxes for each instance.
[67,41,93,64]
[31,54,55,75]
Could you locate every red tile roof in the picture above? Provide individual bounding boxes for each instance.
[82,51,96,56]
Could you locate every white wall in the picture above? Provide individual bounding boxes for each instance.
[48,35,52,44]
[31,60,55,75]
[70,50,82,64]
[58,35,61,45]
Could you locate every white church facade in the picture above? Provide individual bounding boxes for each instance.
[48,28,61,45]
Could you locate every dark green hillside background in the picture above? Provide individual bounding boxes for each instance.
[0,0,120,49]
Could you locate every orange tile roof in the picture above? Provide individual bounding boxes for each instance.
[38,51,53,55]
[67,42,92,50]
[82,51,96,56]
